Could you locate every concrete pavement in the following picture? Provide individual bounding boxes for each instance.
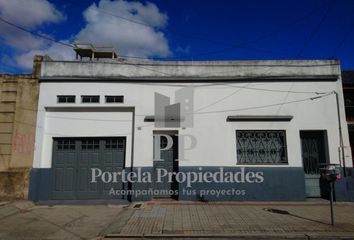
[0,200,353,239]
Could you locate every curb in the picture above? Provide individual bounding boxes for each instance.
[103,232,354,239]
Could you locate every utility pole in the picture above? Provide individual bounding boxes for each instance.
[330,181,335,225]
[334,91,347,177]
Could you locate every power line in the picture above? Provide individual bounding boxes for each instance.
[129,64,172,76]
[218,84,330,94]
[135,3,328,60]
[57,0,273,47]
[0,15,176,76]
[0,4,340,65]
[59,0,231,47]
[0,15,150,60]
[278,0,337,116]
[102,58,341,79]
[15,83,330,113]
[296,0,337,57]
[0,16,72,48]
[59,0,327,60]
[194,83,253,113]
[109,59,340,79]
[330,23,354,57]
[0,0,328,61]
[16,92,332,121]
[0,0,343,72]
[194,92,333,115]
[0,7,339,107]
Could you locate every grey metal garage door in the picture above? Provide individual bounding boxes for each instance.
[51,137,126,200]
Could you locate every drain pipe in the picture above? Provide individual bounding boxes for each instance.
[128,108,135,202]
[334,91,347,177]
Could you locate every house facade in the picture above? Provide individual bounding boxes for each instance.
[29,58,354,203]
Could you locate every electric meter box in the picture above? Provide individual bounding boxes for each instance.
[320,164,341,182]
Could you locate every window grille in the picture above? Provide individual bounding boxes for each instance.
[57,95,75,103]
[236,130,288,164]
[105,95,124,103]
[81,95,100,103]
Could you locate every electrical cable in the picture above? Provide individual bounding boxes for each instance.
[0,1,330,61]
[277,0,337,116]
[330,23,354,57]
[296,0,337,57]
[0,16,72,48]
[59,0,328,60]
[14,92,333,121]
[193,92,333,115]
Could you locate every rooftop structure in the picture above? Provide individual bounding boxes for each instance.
[73,43,118,60]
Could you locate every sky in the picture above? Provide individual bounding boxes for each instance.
[0,0,353,73]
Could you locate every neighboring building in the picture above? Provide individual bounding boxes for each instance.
[29,58,354,203]
[0,57,41,199]
[342,70,354,167]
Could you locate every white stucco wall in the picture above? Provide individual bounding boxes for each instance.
[33,59,353,170]
[33,110,132,168]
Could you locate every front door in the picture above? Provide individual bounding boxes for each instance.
[300,131,329,198]
[153,133,178,199]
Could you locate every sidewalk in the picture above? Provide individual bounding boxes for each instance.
[0,200,353,239]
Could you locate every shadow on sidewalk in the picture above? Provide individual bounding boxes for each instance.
[263,208,329,225]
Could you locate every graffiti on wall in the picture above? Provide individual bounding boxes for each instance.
[12,132,34,155]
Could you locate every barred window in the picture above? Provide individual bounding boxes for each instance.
[57,95,75,103]
[105,95,124,103]
[236,130,288,164]
[81,95,100,103]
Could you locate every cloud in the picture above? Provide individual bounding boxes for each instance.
[15,41,75,70]
[0,28,48,52]
[0,0,73,71]
[0,0,65,51]
[0,0,64,28]
[0,0,171,71]
[76,0,171,58]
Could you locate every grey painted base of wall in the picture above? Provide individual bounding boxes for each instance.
[129,167,307,201]
[29,168,51,202]
[321,168,354,202]
[29,167,354,203]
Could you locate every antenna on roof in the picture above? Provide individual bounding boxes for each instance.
[73,43,118,61]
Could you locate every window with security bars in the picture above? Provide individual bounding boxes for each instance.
[105,139,124,149]
[57,139,75,150]
[57,95,75,103]
[82,139,99,150]
[81,95,100,103]
[105,95,124,103]
[236,130,288,164]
